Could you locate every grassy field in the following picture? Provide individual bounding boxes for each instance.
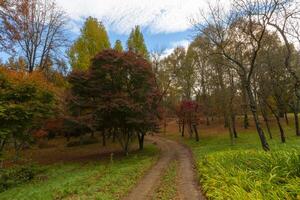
[166,118,300,200]
[0,144,158,200]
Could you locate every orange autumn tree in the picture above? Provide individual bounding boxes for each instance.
[0,68,59,159]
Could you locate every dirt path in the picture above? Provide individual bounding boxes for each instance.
[124,135,206,200]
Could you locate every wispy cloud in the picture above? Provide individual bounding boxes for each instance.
[56,0,223,34]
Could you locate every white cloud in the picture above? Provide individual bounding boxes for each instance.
[161,39,191,58]
[56,0,229,34]
[171,40,190,49]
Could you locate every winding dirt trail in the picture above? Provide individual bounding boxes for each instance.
[124,135,206,200]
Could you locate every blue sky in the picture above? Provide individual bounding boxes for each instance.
[0,0,229,61]
[57,0,217,56]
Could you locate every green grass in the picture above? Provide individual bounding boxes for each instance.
[176,124,300,200]
[152,160,178,200]
[0,145,159,200]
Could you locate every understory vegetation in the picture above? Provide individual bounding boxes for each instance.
[181,126,300,200]
[0,145,158,200]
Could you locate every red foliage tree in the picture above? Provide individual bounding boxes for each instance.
[176,100,200,141]
[69,50,161,154]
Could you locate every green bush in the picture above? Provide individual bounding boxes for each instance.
[0,164,42,192]
[199,150,300,200]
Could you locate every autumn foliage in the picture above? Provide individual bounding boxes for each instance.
[69,50,161,154]
[0,68,59,157]
[176,100,200,141]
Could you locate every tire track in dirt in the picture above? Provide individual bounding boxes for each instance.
[124,135,206,200]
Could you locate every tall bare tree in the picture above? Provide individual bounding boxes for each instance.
[0,0,68,72]
[191,0,283,150]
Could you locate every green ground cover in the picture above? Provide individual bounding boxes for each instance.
[0,145,158,200]
[183,126,300,200]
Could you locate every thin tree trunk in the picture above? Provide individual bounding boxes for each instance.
[275,115,286,143]
[124,132,130,156]
[163,119,167,135]
[102,130,106,146]
[284,112,289,125]
[90,132,94,138]
[79,134,83,145]
[224,115,229,128]
[294,112,300,136]
[181,122,185,137]
[189,120,193,139]
[228,121,234,145]
[246,84,270,151]
[0,138,7,152]
[243,114,249,129]
[206,117,210,126]
[137,133,145,150]
[193,125,199,142]
[267,103,286,143]
[178,121,182,134]
[232,114,238,138]
[262,112,272,139]
[242,87,249,129]
[112,129,116,143]
[259,103,273,139]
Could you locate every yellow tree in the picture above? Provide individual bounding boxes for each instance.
[68,17,110,71]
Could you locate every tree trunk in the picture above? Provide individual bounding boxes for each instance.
[262,113,272,139]
[112,130,116,143]
[124,132,130,156]
[193,125,199,142]
[102,131,106,146]
[79,134,83,145]
[284,112,289,125]
[232,114,238,138]
[163,119,167,134]
[66,132,71,142]
[188,120,193,139]
[267,102,286,143]
[224,115,229,128]
[137,133,145,150]
[90,132,94,138]
[206,117,210,126]
[181,122,185,137]
[243,113,249,129]
[0,137,7,152]
[245,84,270,151]
[13,139,21,161]
[294,112,300,136]
[242,87,249,129]
[228,121,234,145]
[274,115,286,143]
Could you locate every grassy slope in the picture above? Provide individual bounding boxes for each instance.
[0,145,158,200]
[170,122,300,200]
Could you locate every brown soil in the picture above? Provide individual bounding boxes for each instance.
[3,136,136,167]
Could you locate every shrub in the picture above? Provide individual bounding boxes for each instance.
[0,68,60,158]
[66,137,99,147]
[0,164,42,192]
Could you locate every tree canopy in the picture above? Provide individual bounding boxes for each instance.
[114,40,123,52]
[127,26,149,60]
[69,50,161,154]
[68,17,111,71]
